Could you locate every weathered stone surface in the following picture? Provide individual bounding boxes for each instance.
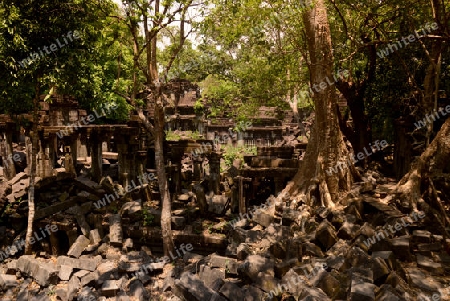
[372,251,396,270]
[59,265,73,281]
[416,254,444,275]
[109,214,123,246]
[274,258,300,279]
[67,275,81,301]
[120,201,142,222]
[76,214,91,236]
[17,256,58,287]
[219,282,244,301]
[240,255,274,281]
[97,261,117,285]
[237,243,251,260]
[315,220,338,250]
[337,221,360,240]
[129,279,149,301]
[299,286,331,301]
[89,229,102,245]
[208,195,228,214]
[101,280,119,297]
[173,272,227,301]
[7,172,27,186]
[77,287,97,301]
[252,209,274,228]
[35,197,78,219]
[372,257,390,284]
[241,285,266,301]
[412,230,432,245]
[80,271,99,287]
[198,265,225,289]
[183,252,204,263]
[405,269,441,293]
[57,256,99,272]
[389,236,411,261]
[210,254,238,274]
[67,235,90,258]
[349,280,376,301]
[171,216,186,230]
[315,272,341,299]
[269,242,286,259]
[0,274,17,289]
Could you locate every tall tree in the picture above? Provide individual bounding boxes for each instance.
[282,0,357,207]
[0,0,114,253]
[115,0,195,256]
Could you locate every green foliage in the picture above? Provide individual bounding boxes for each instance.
[187,131,202,140]
[165,129,181,141]
[199,75,241,118]
[221,145,257,170]
[142,207,155,226]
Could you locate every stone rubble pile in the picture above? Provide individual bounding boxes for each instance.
[0,174,449,300]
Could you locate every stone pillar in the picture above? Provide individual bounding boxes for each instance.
[118,145,130,187]
[231,186,238,213]
[49,134,58,171]
[2,129,16,180]
[49,229,60,256]
[137,151,147,182]
[238,176,246,214]
[102,141,109,153]
[274,178,284,195]
[90,131,102,182]
[37,136,45,178]
[70,133,78,176]
[77,135,88,162]
[237,131,245,146]
[209,153,221,194]
[24,135,32,175]
[193,157,203,181]
[43,136,53,177]
[193,183,208,214]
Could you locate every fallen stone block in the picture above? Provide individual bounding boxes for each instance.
[252,209,274,228]
[240,255,275,281]
[173,272,227,301]
[59,265,73,281]
[109,214,123,246]
[17,255,58,287]
[57,256,99,272]
[389,236,411,261]
[89,229,102,245]
[77,287,97,301]
[299,286,331,301]
[210,254,238,274]
[416,254,444,275]
[349,280,376,301]
[237,243,251,260]
[198,265,225,289]
[80,271,99,287]
[67,235,90,258]
[315,220,338,250]
[67,275,81,301]
[7,172,27,186]
[0,274,17,290]
[219,282,244,301]
[129,279,149,300]
[101,280,119,297]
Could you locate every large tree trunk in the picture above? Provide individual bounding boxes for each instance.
[154,93,175,256]
[283,0,355,207]
[395,117,450,238]
[420,41,442,147]
[335,83,371,162]
[25,81,39,254]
